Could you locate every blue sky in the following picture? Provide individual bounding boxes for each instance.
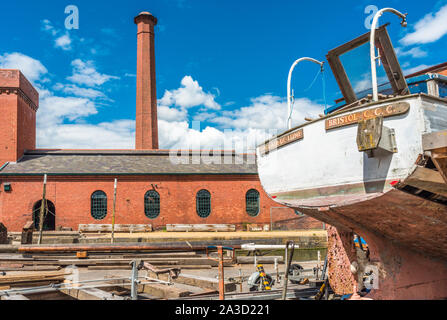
[1,0,446,150]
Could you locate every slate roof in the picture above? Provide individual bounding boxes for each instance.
[0,150,258,176]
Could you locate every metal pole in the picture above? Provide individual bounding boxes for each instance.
[111,178,117,244]
[130,260,140,300]
[370,8,407,102]
[287,57,325,129]
[282,241,295,300]
[218,246,225,300]
[37,174,47,245]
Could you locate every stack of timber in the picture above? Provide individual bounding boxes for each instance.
[8,231,82,245]
[0,251,233,271]
[166,224,236,232]
[78,224,152,233]
[0,270,70,288]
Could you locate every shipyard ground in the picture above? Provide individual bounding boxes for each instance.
[0,230,330,300]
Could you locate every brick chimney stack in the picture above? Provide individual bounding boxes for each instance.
[134,12,159,150]
[0,70,38,165]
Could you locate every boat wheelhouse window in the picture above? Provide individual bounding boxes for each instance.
[144,190,160,219]
[246,189,260,217]
[196,189,211,218]
[91,191,107,220]
[326,23,408,107]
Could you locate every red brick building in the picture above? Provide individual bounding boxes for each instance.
[0,12,322,232]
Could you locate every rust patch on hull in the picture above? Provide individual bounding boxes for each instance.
[296,188,447,299]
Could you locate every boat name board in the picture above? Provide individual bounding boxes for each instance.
[325,102,410,130]
[260,129,304,155]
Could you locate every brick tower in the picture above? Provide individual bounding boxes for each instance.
[0,70,38,165]
[134,12,159,150]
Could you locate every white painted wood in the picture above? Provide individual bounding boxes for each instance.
[256,95,447,208]
[78,224,152,233]
[166,224,236,232]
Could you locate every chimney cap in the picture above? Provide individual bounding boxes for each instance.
[134,11,158,25]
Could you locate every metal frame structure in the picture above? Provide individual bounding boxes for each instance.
[326,23,408,106]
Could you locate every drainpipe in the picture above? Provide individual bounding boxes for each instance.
[370,8,407,102]
[287,58,324,129]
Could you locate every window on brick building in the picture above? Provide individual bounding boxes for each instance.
[145,190,160,219]
[196,189,211,218]
[246,189,260,217]
[91,191,107,220]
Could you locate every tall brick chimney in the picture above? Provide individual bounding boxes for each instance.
[0,70,38,165]
[134,12,159,150]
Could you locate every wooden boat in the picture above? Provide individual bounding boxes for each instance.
[256,24,447,299]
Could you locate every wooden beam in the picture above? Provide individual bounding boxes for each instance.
[422,130,447,151]
[166,224,236,232]
[152,273,237,292]
[405,166,447,197]
[1,294,29,300]
[79,224,152,233]
[107,278,192,299]
[376,27,409,96]
[326,54,357,105]
[61,287,125,300]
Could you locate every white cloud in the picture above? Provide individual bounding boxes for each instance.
[1,52,322,151]
[402,64,430,76]
[67,59,120,87]
[158,105,188,122]
[41,20,73,51]
[38,95,98,125]
[211,95,322,131]
[53,83,107,100]
[395,46,428,58]
[0,52,48,83]
[158,76,220,110]
[55,33,72,51]
[41,19,57,36]
[37,120,135,149]
[400,4,447,45]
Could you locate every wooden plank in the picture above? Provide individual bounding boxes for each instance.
[326,54,357,105]
[1,294,29,300]
[327,24,389,56]
[431,150,447,185]
[0,266,61,272]
[107,277,193,299]
[87,265,212,271]
[0,270,70,285]
[166,224,236,232]
[376,27,408,96]
[139,283,192,299]
[422,130,447,150]
[79,224,152,233]
[154,273,236,292]
[61,287,125,300]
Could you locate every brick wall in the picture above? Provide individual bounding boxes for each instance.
[0,174,323,232]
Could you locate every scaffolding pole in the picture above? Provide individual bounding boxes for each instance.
[37,174,47,245]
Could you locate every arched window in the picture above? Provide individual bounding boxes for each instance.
[145,190,160,219]
[91,191,107,220]
[246,189,260,217]
[196,189,211,218]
